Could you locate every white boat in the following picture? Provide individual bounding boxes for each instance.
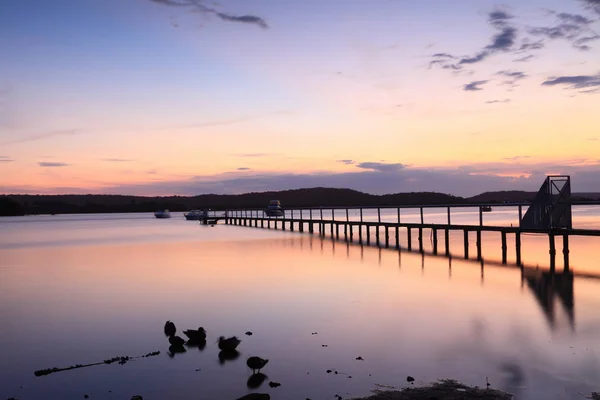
[265,200,284,217]
[184,210,205,220]
[154,209,171,219]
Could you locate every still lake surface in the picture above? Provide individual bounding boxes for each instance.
[1,207,600,400]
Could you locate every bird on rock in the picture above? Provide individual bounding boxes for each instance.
[164,321,176,337]
[218,336,241,351]
[246,356,269,374]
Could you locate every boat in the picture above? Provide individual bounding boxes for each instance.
[481,205,492,212]
[184,210,205,220]
[154,209,171,219]
[265,200,284,217]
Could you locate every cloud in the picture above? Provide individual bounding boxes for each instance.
[514,54,535,62]
[149,0,268,29]
[82,159,600,197]
[542,73,600,89]
[486,99,511,104]
[517,39,545,52]
[355,162,405,172]
[233,153,273,158]
[579,0,600,15]
[463,80,489,91]
[237,167,251,171]
[431,10,517,71]
[216,13,268,29]
[338,160,356,165]
[0,156,14,162]
[0,129,80,146]
[496,70,528,86]
[103,158,133,162]
[38,162,70,167]
[528,11,597,50]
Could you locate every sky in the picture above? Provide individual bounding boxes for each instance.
[1,0,599,197]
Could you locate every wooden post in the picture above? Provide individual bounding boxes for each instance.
[463,230,469,259]
[376,225,380,246]
[358,224,363,244]
[479,207,483,226]
[407,228,412,251]
[336,223,339,239]
[344,223,348,241]
[476,230,482,261]
[274,219,278,229]
[330,222,334,236]
[563,234,570,272]
[310,209,313,221]
[309,222,314,234]
[397,207,401,223]
[349,224,353,241]
[385,226,389,248]
[346,208,349,222]
[360,208,363,223]
[395,226,400,249]
[418,227,423,253]
[501,231,507,264]
[290,210,294,231]
[420,207,424,225]
[549,234,556,271]
[515,231,522,265]
[332,208,335,221]
[445,229,450,256]
[518,205,523,225]
[261,219,264,228]
[377,208,381,223]
[320,207,323,221]
[432,228,438,255]
[447,207,451,225]
[366,225,370,245]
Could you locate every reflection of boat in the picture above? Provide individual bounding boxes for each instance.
[154,209,171,219]
[481,205,492,212]
[265,200,284,217]
[184,210,205,220]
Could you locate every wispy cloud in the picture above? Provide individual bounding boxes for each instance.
[233,153,273,158]
[0,156,14,162]
[1,129,80,146]
[38,162,70,167]
[237,167,251,171]
[149,0,268,29]
[514,54,535,62]
[430,10,517,71]
[542,72,600,90]
[496,70,528,86]
[464,80,489,91]
[486,99,511,104]
[338,160,356,165]
[356,162,405,172]
[528,11,598,51]
[579,0,600,16]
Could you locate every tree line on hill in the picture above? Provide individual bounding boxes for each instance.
[1,188,599,216]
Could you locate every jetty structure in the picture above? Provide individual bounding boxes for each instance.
[219,176,600,271]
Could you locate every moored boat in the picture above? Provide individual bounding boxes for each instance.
[184,210,205,220]
[154,209,171,218]
[265,200,284,217]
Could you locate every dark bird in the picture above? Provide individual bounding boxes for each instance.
[247,356,269,374]
[164,321,176,337]
[246,372,268,389]
[169,335,186,347]
[218,336,241,351]
[183,327,207,341]
[407,375,415,383]
[236,394,270,400]
[168,344,186,357]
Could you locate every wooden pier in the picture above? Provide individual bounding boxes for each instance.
[222,203,600,272]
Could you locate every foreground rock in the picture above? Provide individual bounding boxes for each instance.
[350,379,513,400]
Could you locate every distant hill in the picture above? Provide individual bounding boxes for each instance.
[3,188,464,215]
[2,187,599,216]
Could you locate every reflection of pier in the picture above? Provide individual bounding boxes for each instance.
[523,269,574,331]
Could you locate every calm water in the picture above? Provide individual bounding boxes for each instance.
[1,208,600,400]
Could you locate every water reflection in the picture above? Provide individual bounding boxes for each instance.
[246,372,268,389]
[524,269,574,332]
[218,349,241,365]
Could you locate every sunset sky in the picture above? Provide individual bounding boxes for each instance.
[1,0,599,196]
